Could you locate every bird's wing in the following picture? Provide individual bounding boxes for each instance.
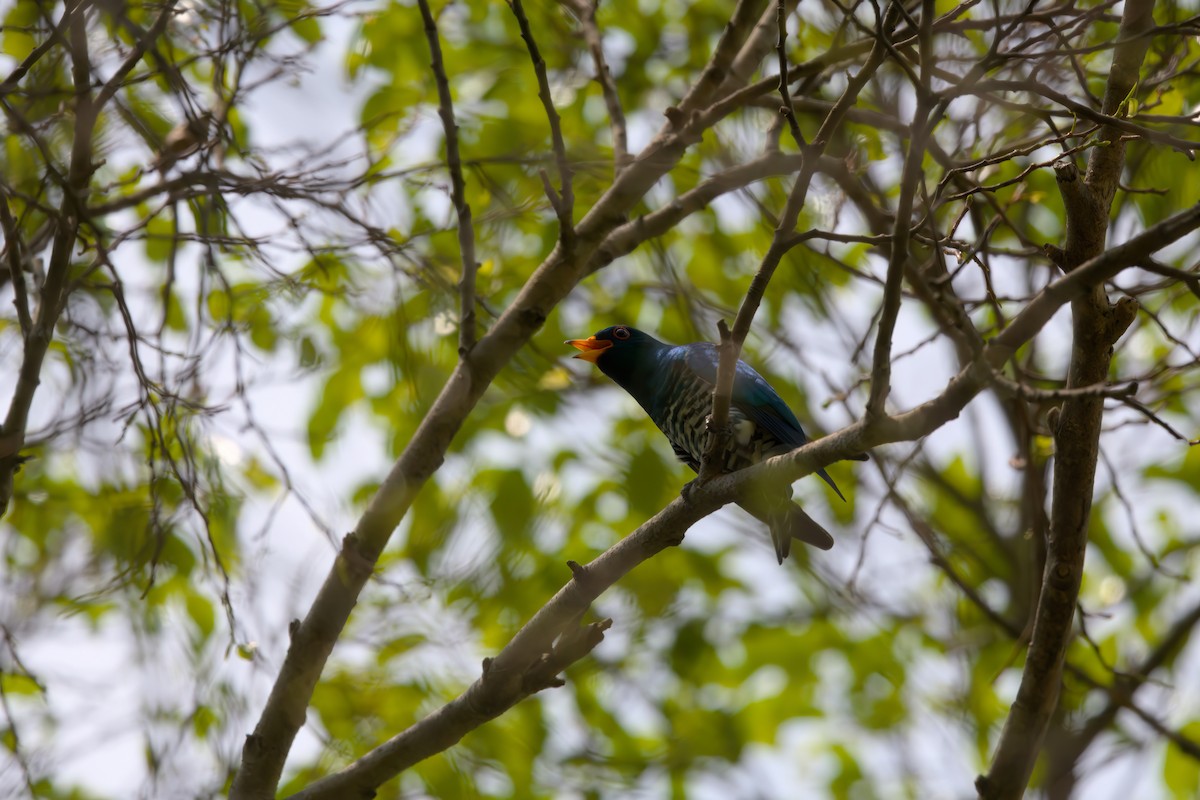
[671,442,700,471]
[682,343,850,501]
[682,344,809,446]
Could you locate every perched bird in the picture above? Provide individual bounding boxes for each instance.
[151,111,214,172]
[567,325,864,562]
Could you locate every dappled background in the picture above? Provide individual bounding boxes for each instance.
[1,0,1200,798]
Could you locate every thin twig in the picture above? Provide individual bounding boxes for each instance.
[1136,258,1200,299]
[1120,396,1200,445]
[675,0,771,116]
[417,0,479,355]
[93,0,180,113]
[0,2,98,517]
[866,0,943,418]
[0,199,32,338]
[774,0,805,148]
[0,0,78,93]
[994,375,1139,401]
[584,8,629,172]
[509,0,575,248]
[698,5,894,481]
[944,78,1199,155]
[0,676,37,797]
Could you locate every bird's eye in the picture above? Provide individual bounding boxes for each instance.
[613,326,631,340]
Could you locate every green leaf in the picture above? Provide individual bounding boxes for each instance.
[490,468,535,544]
[1164,722,1200,799]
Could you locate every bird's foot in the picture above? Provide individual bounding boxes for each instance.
[680,479,698,506]
[704,414,732,438]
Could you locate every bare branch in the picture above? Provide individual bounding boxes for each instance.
[230,12,823,793]
[285,496,714,800]
[722,0,799,95]
[1046,599,1200,794]
[416,0,479,356]
[0,0,99,517]
[509,0,575,246]
[239,190,1200,800]
[1135,258,1200,298]
[994,375,1140,402]
[0,0,78,94]
[0,199,32,338]
[774,0,805,149]
[865,102,934,418]
[1120,396,1200,445]
[675,0,770,116]
[944,78,1199,155]
[698,8,893,482]
[979,1,1161,796]
[881,200,1200,446]
[93,1,180,114]
[571,0,629,174]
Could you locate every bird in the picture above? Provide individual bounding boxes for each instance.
[151,111,214,172]
[566,324,865,562]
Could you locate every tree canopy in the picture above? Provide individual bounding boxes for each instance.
[2,0,1200,798]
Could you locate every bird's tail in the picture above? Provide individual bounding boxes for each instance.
[737,494,834,563]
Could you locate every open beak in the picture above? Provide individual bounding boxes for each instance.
[565,336,612,363]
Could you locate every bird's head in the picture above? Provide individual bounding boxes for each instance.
[565,325,659,364]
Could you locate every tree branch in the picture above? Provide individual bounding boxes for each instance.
[774,0,805,149]
[675,0,769,117]
[1045,598,1200,794]
[282,193,1200,799]
[0,199,32,338]
[881,200,1200,447]
[285,500,714,799]
[416,0,479,356]
[509,0,575,248]
[230,14,815,795]
[721,0,799,97]
[571,0,629,174]
[979,2,1159,796]
[865,102,933,418]
[0,0,79,94]
[0,0,98,518]
[698,7,893,482]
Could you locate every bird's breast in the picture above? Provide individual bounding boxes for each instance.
[653,369,784,472]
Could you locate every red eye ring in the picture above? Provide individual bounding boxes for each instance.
[613,326,631,340]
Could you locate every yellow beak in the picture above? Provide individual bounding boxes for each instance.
[565,336,612,364]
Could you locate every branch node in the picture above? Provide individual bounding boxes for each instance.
[680,478,698,506]
[538,168,563,215]
[1052,157,1078,183]
[1108,296,1138,341]
[1043,243,1067,270]
[242,733,264,758]
[338,533,375,583]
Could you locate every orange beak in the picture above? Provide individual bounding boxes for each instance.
[565,336,612,363]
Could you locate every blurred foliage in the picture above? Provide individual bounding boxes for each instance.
[2,0,1200,798]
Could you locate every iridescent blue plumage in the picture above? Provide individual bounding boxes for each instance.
[567,325,860,562]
